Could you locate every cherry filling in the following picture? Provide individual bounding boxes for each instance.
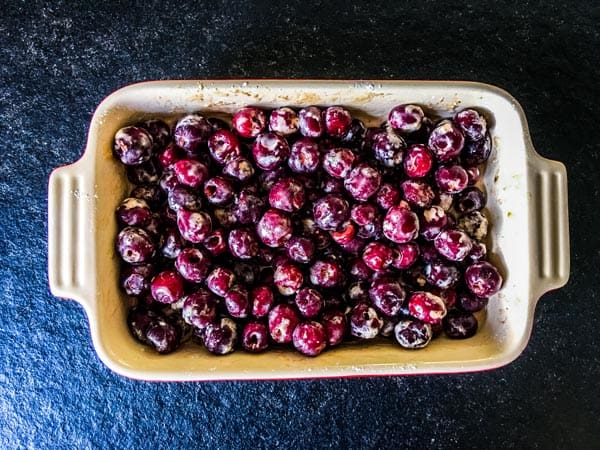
[114,104,499,356]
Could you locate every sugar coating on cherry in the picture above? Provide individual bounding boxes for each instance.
[176,209,212,243]
[116,198,152,228]
[443,311,478,339]
[310,260,342,288]
[251,286,274,318]
[120,263,154,297]
[401,179,436,208]
[113,126,154,166]
[175,247,211,283]
[454,108,487,142]
[204,318,238,355]
[388,104,424,133]
[376,183,401,210]
[208,129,242,164]
[298,106,324,138]
[434,228,473,261]
[242,321,270,353]
[151,270,185,304]
[232,107,267,139]
[371,129,405,168]
[349,303,382,339]
[173,114,212,155]
[394,319,432,349]
[228,228,259,260]
[324,106,352,138]
[383,206,419,244]
[428,119,465,162]
[181,289,218,329]
[293,321,327,356]
[321,309,347,346]
[269,178,305,212]
[145,317,182,354]
[117,226,155,264]
[204,176,234,205]
[362,242,394,271]
[274,262,304,296]
[369,279,406,317]
[224,284,250,318]
[465,261,503,297]
[205,266,235,297]
[295,287,324,318]
[256,208,292,247]
[322,148,355,179]
[344,163,382,201]
[268,304,301,344]
[173,159,208,189]
[288,138,320,173]
[313,194,350,231]
[252,132,290,170]
[285,236,315,264]
[269,107,299,136]
[408,291,447,324]
[202,228,228,256]
[404,144,433,178]
[222,157,255,183]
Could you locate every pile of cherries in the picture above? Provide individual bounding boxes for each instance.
[113,102,502,357]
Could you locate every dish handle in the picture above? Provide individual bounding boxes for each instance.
[528,150,570,299]
[48,154,96,311]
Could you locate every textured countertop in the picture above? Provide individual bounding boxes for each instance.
[1,1,599,448]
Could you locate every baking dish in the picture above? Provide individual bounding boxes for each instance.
[48,80,569,380]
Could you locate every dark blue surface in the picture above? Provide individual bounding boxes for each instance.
[1,1,599,448]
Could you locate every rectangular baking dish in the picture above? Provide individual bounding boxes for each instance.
[47,80,569,380]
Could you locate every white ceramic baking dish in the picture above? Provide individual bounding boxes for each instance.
[48,80,569,381]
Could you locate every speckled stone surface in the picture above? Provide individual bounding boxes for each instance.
[1,1,599,448]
